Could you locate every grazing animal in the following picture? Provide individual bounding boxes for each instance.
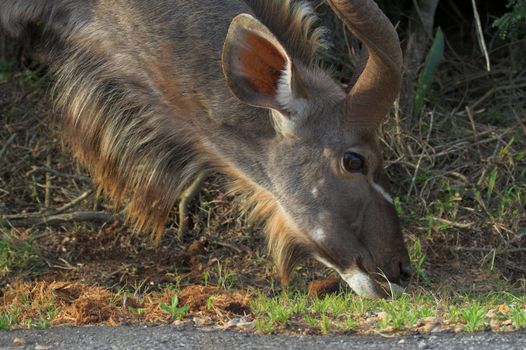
[1,0,411,298]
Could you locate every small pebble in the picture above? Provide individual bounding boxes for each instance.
[193,317,211,327]
[34,345,50,350]
[418,340,429,349]
[12,337,26,346]
[173,320,185,327]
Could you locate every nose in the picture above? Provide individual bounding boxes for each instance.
[399,261,412,287]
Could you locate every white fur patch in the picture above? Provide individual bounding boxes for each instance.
[340,269,381,298]
[314,258,404,299]
[311,227,325,241]
[276,60,293,106]
[372,182,393,204]
[294,1,315,20]
[311,187,319,198]
[275,60,307,115]
[315,257,381,298]
[271,109,296,137]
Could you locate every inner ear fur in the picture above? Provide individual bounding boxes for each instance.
[222,14,291,111]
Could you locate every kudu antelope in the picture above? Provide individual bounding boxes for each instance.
[1,0,411,298]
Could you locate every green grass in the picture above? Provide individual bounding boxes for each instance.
[510,305,526,328]
[159,295,190,320]
[250,290,526,334]
[407,238,429,284]
[462,301,487,332]
[0,295,60,330]
[0,308,20,330]
[215,261,238,290]
[377,294,435,330]
[0,229,44,280]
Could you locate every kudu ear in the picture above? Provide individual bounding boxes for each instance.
[222,14,298,115]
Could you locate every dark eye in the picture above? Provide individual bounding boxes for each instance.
[342,152,365,173]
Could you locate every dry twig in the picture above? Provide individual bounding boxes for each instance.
[471,0,491,72]
[3,210,120,228]
[0,133,16,159]
[3,190,94,219]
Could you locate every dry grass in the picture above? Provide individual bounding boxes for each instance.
[1,281,251,328]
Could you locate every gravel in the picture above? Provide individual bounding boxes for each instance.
[1,326,525,350]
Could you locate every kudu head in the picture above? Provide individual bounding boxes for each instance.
[221,0,411,298]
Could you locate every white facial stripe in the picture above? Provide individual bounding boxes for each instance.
[315,256,339,272]
[372,182,393,204]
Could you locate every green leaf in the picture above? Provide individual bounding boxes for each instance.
[493,0,526,39]
[487,169,498,200]
[414,28,445,118]
[160,294,189,320]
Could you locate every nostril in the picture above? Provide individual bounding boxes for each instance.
[399,262,413,286]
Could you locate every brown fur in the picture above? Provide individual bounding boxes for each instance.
[51,0,324,242]
[227,176,312,283]
[2,0,410,292]
[55,40,206,238]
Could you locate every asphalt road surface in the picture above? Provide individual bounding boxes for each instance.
[1,326,525,350]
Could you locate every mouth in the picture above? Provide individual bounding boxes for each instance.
[315,256,405,298]
[339,268,405,298]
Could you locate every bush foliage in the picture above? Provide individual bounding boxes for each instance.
[493,0,526,39]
